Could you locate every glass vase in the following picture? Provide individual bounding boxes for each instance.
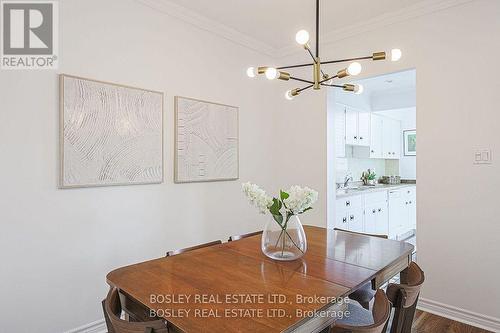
[261,215,307,261]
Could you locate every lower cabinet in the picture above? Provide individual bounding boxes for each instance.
[335,186,416,239]
[364,203,389,235]
[388,186,417,239]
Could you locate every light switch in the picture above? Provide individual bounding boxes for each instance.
[473,149,492,164]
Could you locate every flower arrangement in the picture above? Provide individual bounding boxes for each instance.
[242,183,318,223]
[361,169,377,185]
[242,182,318,259]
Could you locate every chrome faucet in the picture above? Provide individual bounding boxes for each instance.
[343,174,353,188]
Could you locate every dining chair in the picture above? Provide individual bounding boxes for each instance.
[228,230,263,242]
[334,228,388,310]
[102,287,169,333]
[166,240,222,257]
[329,289,391,333]
[384,262,425,333]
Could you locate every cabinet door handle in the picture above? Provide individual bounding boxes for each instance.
[350,215,355,220]
[354,136,358,139]
[371,150,375,153]
[409,201,412,204]
[372,209,376,213]
[342,217,347,223]
[378,208,382,212]
[360,136,363,140]
[346,201,350,206]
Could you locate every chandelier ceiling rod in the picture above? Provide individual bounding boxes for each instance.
[245,0,403,100]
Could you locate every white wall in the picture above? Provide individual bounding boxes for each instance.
[0,1,281,332]
[275,0,500,323]
[375,108,417,179]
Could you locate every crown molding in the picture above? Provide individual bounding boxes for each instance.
[135,0,277,57]
[135,0,476,60]
[276,0,476,58]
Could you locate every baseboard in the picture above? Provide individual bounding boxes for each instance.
[64,319,106,333]
[418,298,500,332]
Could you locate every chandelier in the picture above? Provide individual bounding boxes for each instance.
[246,0,402,100]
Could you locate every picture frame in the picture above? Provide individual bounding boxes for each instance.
[403,129,416,156]
[60,74,164,188]
[174,96,239,183]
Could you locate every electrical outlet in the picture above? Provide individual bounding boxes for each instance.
[473,149,492,164]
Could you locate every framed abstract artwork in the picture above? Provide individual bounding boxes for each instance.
[60,74,164,188]
[404,129,416,156]
[174,96,239,183]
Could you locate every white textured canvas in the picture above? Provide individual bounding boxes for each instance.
[60,75,163,188]
[175,96,238,183]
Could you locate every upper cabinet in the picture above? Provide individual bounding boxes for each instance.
[345,106,370,147]
[334,103,346,158]
[382,117,401,159]
[370,114,384,159]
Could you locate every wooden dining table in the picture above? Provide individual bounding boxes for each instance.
[107,226,414,333]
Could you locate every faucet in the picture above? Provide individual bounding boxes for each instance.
[343,173,353,188]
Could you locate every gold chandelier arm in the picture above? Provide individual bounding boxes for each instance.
[276,52,385,71]
[290,76,314,84]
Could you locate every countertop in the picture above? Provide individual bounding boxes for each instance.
[336,183,416,198]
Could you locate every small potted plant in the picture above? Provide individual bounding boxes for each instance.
[361,169,377,186]
[242,183,318,261]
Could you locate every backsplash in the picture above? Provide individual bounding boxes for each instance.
[336,147,400,183]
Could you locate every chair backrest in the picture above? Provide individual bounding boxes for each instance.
[228,230,263,242]
[385,262,425,333]
[334,228,389,239]
[166,240,222,257]
[330,289,391,333]
[102,288,168,333]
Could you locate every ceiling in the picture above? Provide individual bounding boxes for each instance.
[168,0,430,51]
[355,69,416,96]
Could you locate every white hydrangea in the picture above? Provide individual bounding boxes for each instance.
[242,182,273,214]
[283,185,319,215]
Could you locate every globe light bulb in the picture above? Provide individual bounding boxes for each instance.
[295,30,310,45]
[285,90,294,100]
[347,62,362,76]
[354,84,364,95]
[265,67,278,80]
[391,49,402,62]
[246,67,256,78]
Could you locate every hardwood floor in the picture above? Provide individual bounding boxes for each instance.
[412,311,493,333]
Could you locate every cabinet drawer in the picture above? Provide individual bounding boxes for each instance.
[364,191,387,204]
[336,195,362,210]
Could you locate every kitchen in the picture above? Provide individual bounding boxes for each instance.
[329,70,417,246]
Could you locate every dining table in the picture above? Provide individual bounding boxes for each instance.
[106,226,414,333]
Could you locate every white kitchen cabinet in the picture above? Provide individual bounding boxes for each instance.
[334,103,346,158]
[388,186,416,239]
[345,107,358,146]
[358,112,371,146]
[347,208,364,232]
[363,191,388,236]
[404,186,417,230]
[365,203,389,236]
[388,189,406,239]
[382,118,401,159]
[370,114,383,159]
[335,186,415,238]
[345,107,370,147]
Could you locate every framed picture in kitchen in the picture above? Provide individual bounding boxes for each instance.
[404,130,416,156]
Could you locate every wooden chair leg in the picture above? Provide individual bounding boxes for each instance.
[401,296,419,333]
[102,299,115,333]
